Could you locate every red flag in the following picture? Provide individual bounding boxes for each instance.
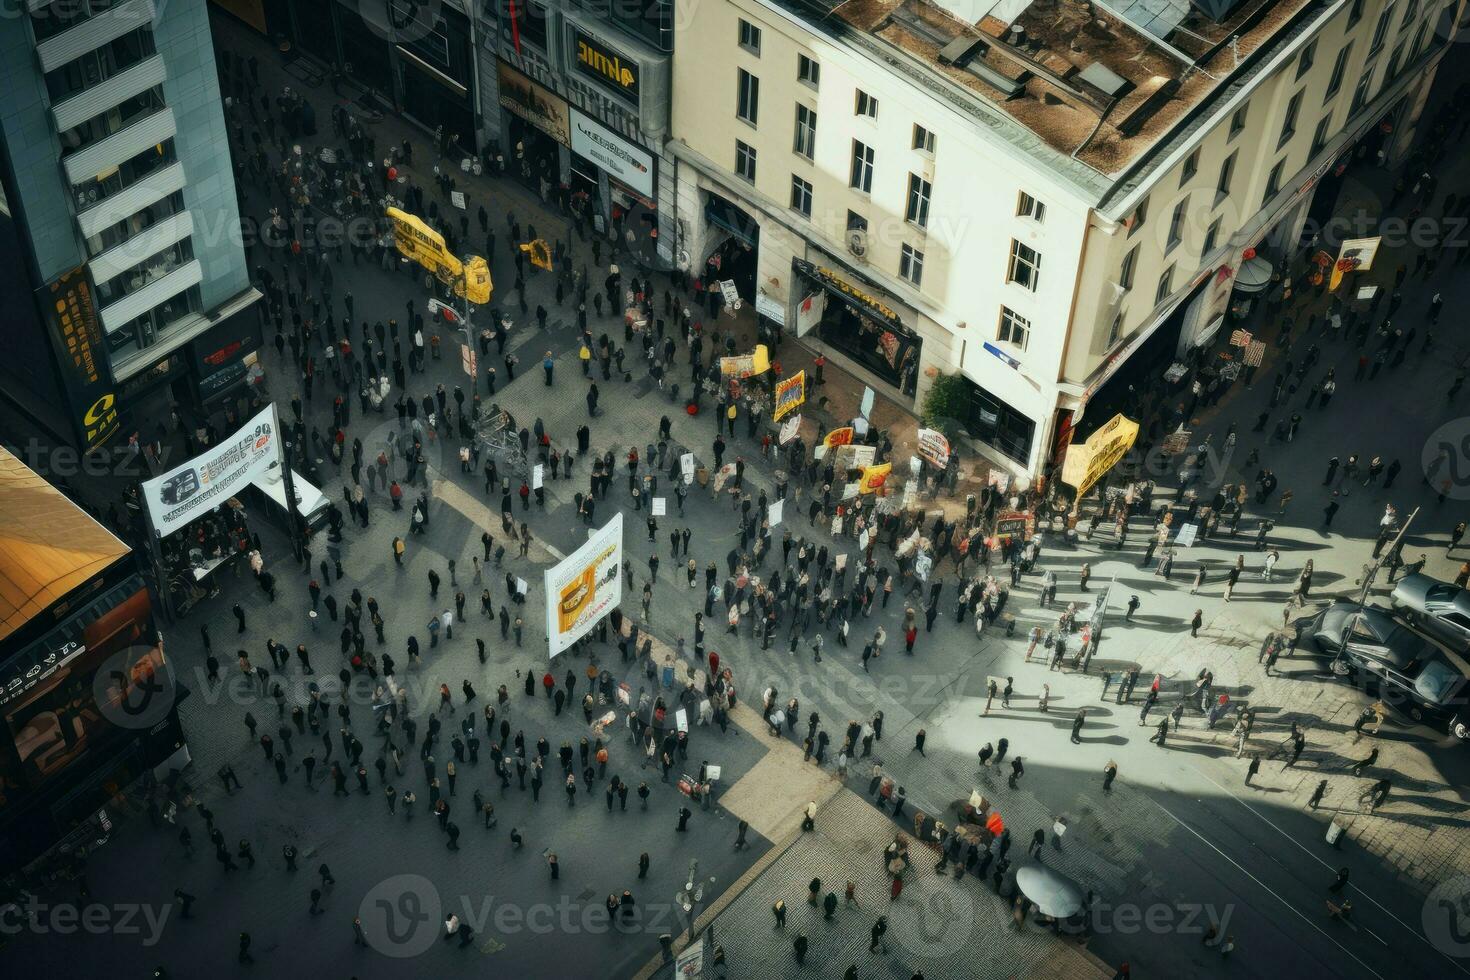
[508,0,521,54]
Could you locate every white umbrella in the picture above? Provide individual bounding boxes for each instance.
[1015,865,1086,918]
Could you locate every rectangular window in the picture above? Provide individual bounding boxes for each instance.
[739,19,761,53]
[797,53,820,88]
[790,175,813,217]
[1349,0,1365,25]
[737,69,759,124]
[1107,309,1125,347]
[1326,43,1352,98]
[1229,105,1248,140]
[1216,151,1236,200]
[1370,5,1396,52]
[1154,265,1175,305]
[1017,191,1046,222]
[1166,198,1188,253]
[735,140,757,182]
[1203,217,1222,255]
[1263,161,1284,205]
[1278,90,1302,148]
[1180,148,1199,184]
[1387,40,1408,80]
[1311,114,1333,155]
[1007,240,1041,291]
[1296,40,1317,80]
[793,104,817,160]
[912,124,936,154]
[1402,0,1420,26]
[1351,68,1374,113]
[849,140,875,193]
[899,244,924,286]
[846,210,868,232]
[998,306,1030,350]
[855,90,878,117]
[1413,20,1430,56]
[906,174,932,228]
[1127,196,1148,236]
[1119,244,1139,290]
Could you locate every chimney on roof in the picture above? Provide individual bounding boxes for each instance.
[1007,23,1027,45]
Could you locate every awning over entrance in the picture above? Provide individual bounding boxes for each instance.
[791,258,903,328]
[704,195,758,248]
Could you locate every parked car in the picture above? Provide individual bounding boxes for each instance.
[1301,601,1470,738]
[1391,574,1470,651]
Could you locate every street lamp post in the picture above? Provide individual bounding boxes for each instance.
[281,434,304,563]
[1332,506,1419,674]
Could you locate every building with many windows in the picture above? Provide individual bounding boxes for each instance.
[669,0,1461,474]
[0,0,258,453]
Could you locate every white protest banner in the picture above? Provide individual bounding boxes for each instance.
[769,499,784,527]
[843,482,860,500]
[543,514,623,655]
[532,464,544,489]
[915,553,933,580]
[143,404,281,536]
[831,514,843,535]
[853,417,870,437]
[1175,523,1199,547]
[779,414,801,445]
[681,452,695,484]
[706,764,722,781]
[859,529,870,550]
[652,497,667,516]
[835,553,848,571]
[676,708,689,732]
[860,386,875,419]
[516,577,529,595]
[451,191,466,209]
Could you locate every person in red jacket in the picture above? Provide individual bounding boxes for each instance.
[542,672,555,699]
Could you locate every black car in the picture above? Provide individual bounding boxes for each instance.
[1301,600,1470,739]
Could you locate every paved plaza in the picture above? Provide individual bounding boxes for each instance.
[5,12,1470,980]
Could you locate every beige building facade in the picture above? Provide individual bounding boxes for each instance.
[668,0,1461,475]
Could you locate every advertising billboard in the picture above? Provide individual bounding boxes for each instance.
[37,267,119,451]
[141,404,280,536]
[544,514,623,656]
[569,108,654,198]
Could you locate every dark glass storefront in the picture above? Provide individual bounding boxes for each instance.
[794,259,919,397]
[0,570,185,877]
[703,195,758,300]
[960,380,1035,465]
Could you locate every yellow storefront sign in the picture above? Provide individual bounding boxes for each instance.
[1061,414,1139,498]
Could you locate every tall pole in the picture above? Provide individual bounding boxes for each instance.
[1332,506,1419,673]
[281,433,305,563]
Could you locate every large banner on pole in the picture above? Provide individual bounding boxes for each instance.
[142,405,280,536]
[544,513,624,656]
[1061,414,1138,498]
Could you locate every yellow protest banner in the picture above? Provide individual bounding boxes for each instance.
[520,239,553,271]
[1061,414,1139,498]
[824,426,855,448]
[859,462,891,494]
[773,371,805,420]
[387,207,461,281]
[455,255,493,305]
[719,344,770,378]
